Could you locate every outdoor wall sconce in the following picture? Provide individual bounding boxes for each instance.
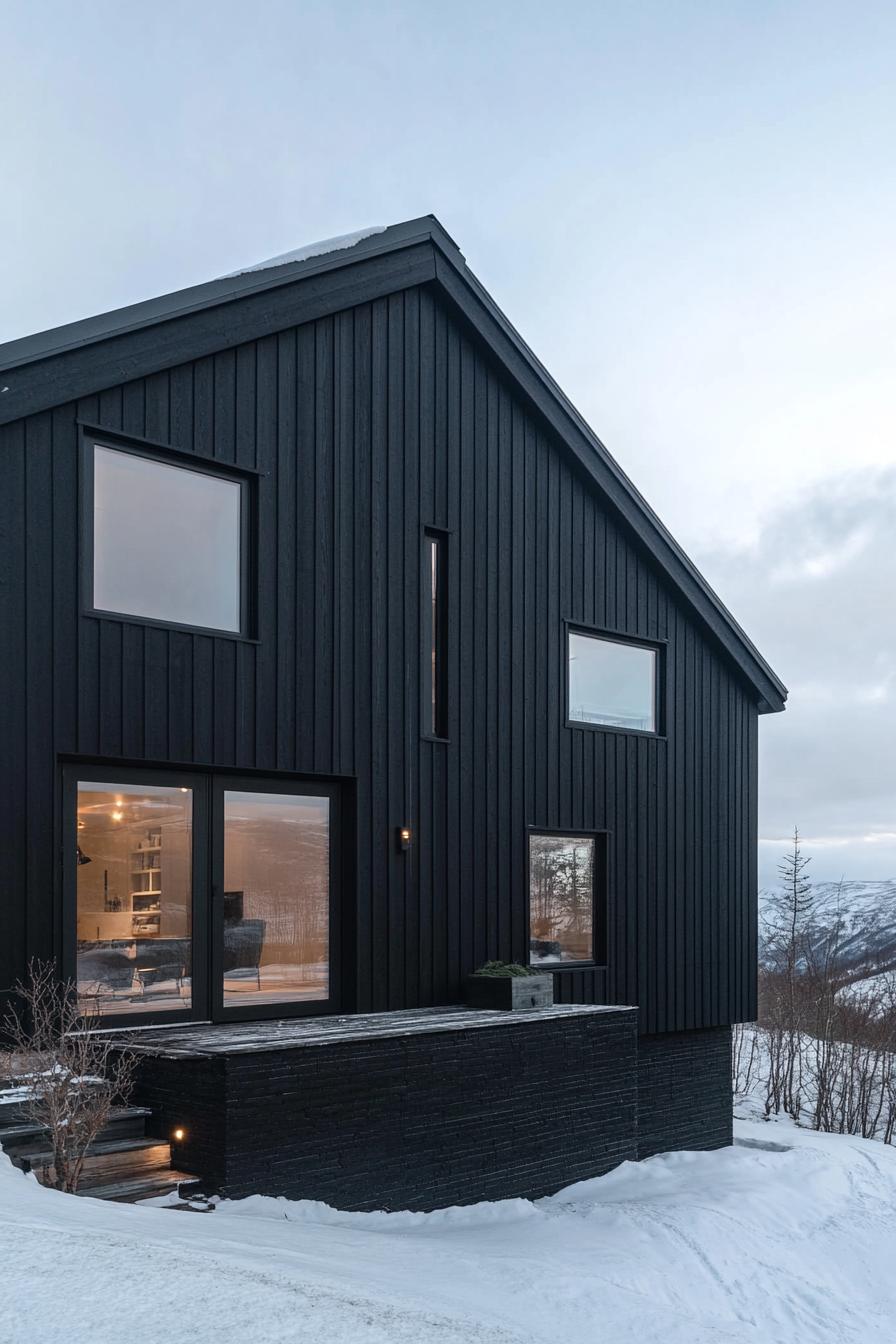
[173,1127,186,1142]
[396,825,412,853]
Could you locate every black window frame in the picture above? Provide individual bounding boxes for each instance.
[422,526,449,742]
[210,773,342,1025]
[61,762,209,1030]
[79,424,258,641]
[527,826,609,971]
[564,621,666,738]
[61,762,343,1029]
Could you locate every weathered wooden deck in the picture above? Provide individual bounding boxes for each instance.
[102,1003,635,1058]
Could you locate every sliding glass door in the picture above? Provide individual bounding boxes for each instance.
[66,767,338,1025]
[71,771,202,1020]
[215,785,332,1012]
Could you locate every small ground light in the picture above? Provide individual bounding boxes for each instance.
[173,1127,185,1142]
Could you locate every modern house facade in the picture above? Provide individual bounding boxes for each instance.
[0,218,785,1207]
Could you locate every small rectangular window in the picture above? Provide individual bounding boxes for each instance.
[529,832,598,967]
[425,529,448,738]
[90,442,247,634]
[568,629,658,732]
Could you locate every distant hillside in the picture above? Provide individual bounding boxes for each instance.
[760,881,896,981]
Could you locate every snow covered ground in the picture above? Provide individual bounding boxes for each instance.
[3,1120,896,1343]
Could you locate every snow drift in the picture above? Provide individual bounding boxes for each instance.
[2,1118,896,1342]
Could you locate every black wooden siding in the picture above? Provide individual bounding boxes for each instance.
[0,283,759,1033]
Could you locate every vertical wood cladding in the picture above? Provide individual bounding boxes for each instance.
[0,284,760,1032]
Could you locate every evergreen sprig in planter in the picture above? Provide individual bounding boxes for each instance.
[464,961,554,1011]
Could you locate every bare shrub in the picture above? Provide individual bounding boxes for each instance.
[806,979,896,1140]
[3,960,138,1193]
[753,839,896,1146]
[732,1022,760,1098]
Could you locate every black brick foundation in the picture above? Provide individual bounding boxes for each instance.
[131,1011,733,1210]
[637,1026,733,1159]
[134,1007,638,1210]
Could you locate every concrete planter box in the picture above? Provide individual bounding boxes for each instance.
[464,973,554,1012]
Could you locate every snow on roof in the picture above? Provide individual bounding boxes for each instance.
[222,226,388,279]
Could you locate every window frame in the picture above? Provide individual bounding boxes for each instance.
[79,425,258,641]
[421,526,450,742]
[527,826,608,971]
[564,621,666,738]
[61,762,210,1029]
[61,761,343,1029]
[210,773,342,1024]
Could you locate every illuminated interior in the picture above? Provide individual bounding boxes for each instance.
[76,783,193,1015]
[222,791,329,1005]
[75,779,330,1017]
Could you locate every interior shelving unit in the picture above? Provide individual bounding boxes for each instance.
[130,834,162,936]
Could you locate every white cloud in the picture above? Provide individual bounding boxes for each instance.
[699,468,896,886]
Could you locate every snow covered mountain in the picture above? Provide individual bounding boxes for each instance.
[761,880,896,979]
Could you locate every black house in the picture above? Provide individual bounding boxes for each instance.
[0,218,785,1209]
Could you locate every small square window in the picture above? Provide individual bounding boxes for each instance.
[529,832,602,967]
[568,629,658,732]
[88,443,248,634]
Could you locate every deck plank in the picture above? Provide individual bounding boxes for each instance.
[98,1003,637,1058]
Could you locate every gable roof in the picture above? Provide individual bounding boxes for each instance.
[0,215,786,713]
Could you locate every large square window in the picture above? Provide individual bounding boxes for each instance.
[529,832,599,966]
[568,629,658,732]
[89,443,246,633]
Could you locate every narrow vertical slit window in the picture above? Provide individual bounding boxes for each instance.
[425,529,448,738]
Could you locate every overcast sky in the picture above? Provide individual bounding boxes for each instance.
[3,1,894,886]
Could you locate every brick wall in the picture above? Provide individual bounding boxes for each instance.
[637,1027,733,1159]
[134,1054,227,1189]
[135,1008,639,1211]
[133,1015,733,1210]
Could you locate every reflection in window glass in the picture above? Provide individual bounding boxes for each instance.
[93,444,243,631]
[529,833,594,965]
[568,631,657,732]
[76,782,192,1016]
[223,791,329,1005]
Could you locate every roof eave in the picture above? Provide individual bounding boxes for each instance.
[0,214,787,712]
[0,217,451,374]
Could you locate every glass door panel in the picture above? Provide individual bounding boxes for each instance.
[75,782,192,1016]
[221,790,330,1007]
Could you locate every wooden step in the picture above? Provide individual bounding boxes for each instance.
[0,1106,152,1156]
[0,1095,33,1126]
[83,1170,196,1203]
[1,1102,195,1204]
[20,1138,171,1182]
